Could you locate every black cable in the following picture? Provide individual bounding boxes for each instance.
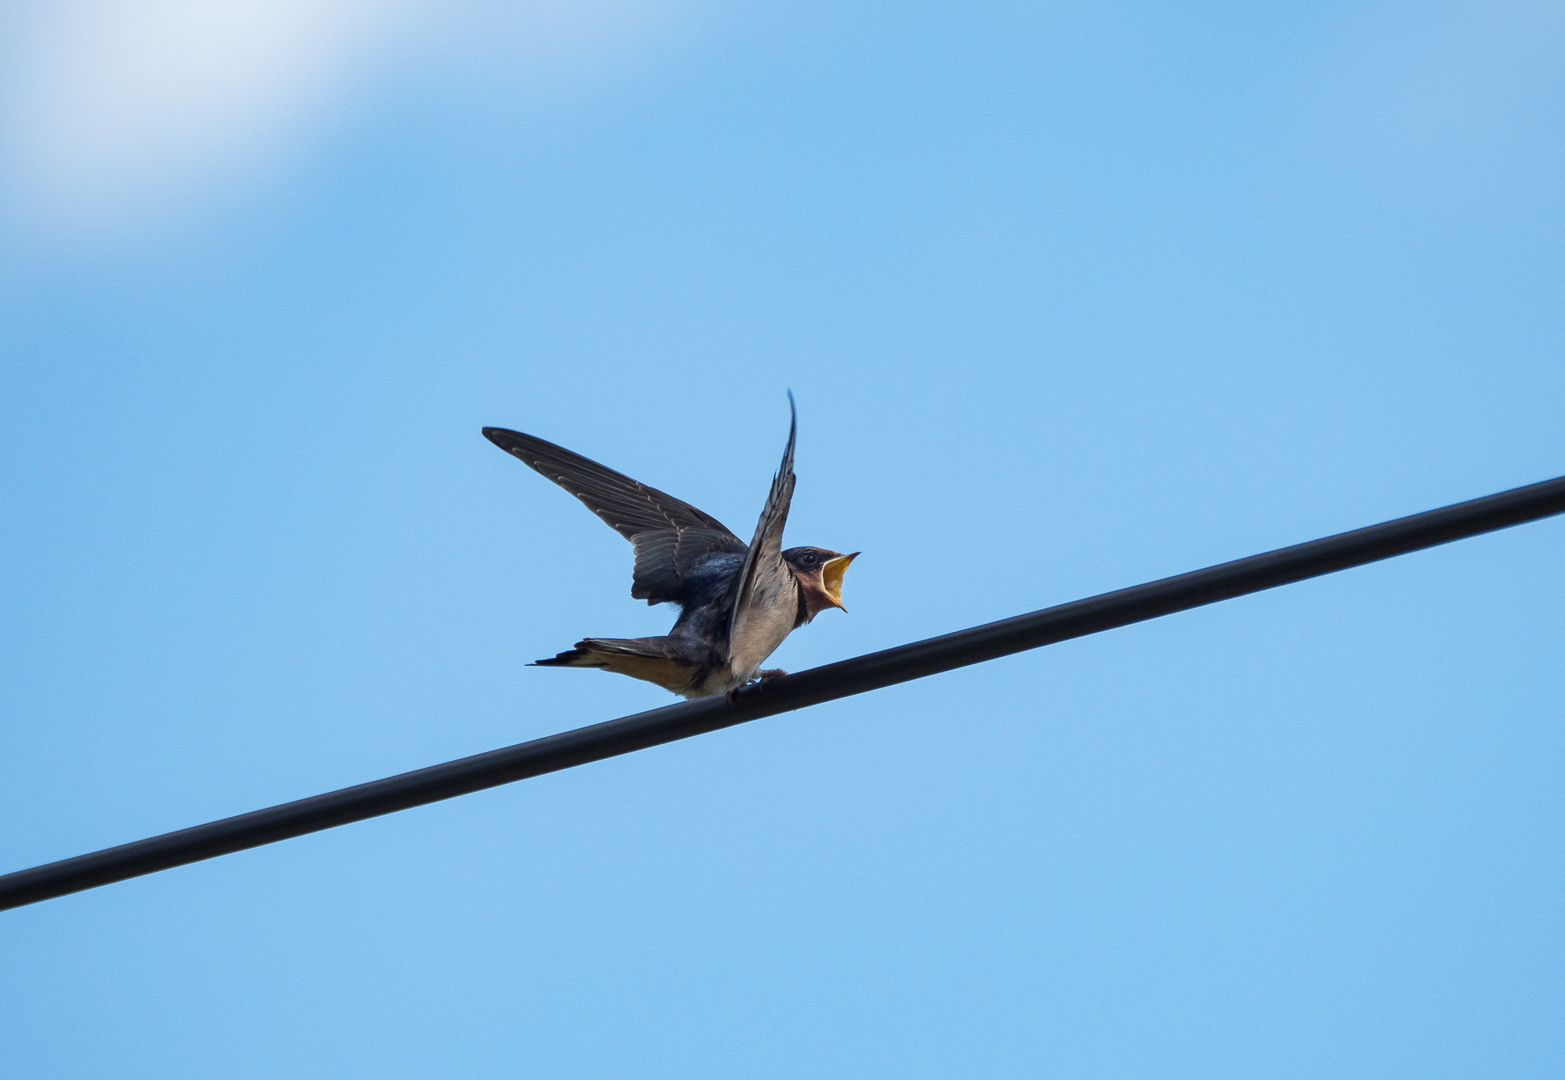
[3,474,1562,912]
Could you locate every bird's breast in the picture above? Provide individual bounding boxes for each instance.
[725,572,801,684]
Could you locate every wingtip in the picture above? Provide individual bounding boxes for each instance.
[783,390,798,461]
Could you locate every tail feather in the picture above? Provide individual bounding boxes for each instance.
[532,636,702,695]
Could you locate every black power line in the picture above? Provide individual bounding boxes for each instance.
[3,474,1562,912]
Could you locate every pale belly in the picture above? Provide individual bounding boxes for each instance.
[684,575,798,698]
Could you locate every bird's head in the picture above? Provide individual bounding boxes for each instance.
[782,547,859,622]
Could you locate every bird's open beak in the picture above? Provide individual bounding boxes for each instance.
[821,552,859,611]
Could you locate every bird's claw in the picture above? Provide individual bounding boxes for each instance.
[725,669,789,704]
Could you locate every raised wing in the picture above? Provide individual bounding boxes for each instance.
[723,395,798,675]
[483,427,746,604]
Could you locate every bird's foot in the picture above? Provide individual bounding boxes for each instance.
[725,669,789,704]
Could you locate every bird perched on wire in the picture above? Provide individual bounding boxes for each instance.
[482,395,857,699]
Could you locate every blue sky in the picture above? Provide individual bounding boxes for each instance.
[2,1,1562,1076]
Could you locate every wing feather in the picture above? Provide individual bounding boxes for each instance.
[482,427,746,604]
[724,394,798,673]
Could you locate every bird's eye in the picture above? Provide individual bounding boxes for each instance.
[801,552,817,565]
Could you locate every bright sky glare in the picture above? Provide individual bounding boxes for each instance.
[1,0,673,228]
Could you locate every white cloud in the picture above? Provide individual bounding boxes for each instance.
[2,0,414,225]
[0,0,678,233]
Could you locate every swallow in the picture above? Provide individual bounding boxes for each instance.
[482,395,857,699]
